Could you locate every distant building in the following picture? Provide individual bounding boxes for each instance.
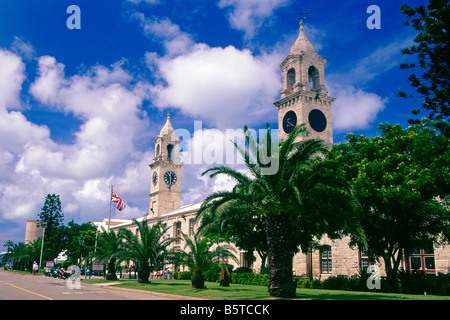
[24,220,45,244]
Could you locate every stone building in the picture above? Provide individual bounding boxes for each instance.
[24,220,45,244]
[103,20,450,279]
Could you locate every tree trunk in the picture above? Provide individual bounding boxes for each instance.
[191,269,205,289]
[138,264,150,283]
[266,214,297,298]
[106,258,117,281]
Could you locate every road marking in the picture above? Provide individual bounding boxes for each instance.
[0,280,53,300]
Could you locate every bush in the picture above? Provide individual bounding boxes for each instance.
[311,279,323,289]
[175,271,193,280]
[296,278,311,288]
[234,267,252,274]
[322,275,349,290]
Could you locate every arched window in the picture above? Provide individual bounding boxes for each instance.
[167,144,174,161]
[156,144,160,156]
[320,245,332,274]
[308,66,320,91]
[287,68,296,91]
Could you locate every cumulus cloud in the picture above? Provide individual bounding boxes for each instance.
[0,49,154,229]
[330,85,386,131]
[152,45,282,129]
[132,12,196,57]
[178,128,250,206]
[0,49,26,110]
[218,0,290,39]
[327,38,413,132]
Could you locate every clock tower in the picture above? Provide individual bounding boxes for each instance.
[149,113,183,217]
[274,20,335,147]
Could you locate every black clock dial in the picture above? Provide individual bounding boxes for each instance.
[282,110,297,134]
[164,171,177,186]
[308,109,327,132]
[152,172,158,186]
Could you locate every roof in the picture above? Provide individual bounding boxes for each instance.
[289,20,315,54]
[159,112,175,137]
[105,201,204,230]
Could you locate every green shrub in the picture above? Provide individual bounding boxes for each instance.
[175,271,193,280]
[311,279,323,289]
[296,278,311,288]
[322,275,350,290]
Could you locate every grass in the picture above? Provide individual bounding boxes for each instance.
[81,278,450,300]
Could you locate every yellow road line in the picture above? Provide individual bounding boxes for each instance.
[0,280,53,300]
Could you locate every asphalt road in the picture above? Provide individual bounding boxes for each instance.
[0,270,187,300]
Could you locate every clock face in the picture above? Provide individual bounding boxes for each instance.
[282,110,297,134]
[164,171,177,186]
[152,172,158,186]
[308,109,327,132]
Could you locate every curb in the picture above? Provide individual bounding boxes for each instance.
[82,281,207,300]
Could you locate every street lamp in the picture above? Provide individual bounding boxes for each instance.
[79,237,84,264]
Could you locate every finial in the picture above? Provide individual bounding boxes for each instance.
[167,111,170,120]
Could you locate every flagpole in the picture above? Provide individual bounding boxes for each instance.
[108,185,112,233]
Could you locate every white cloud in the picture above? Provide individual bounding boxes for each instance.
[132,12,195,57]
[0,50,153,227]
[0,49,26,110]
[327,38,413,132]
[331,85,386,131]
[218,0,290,39]
[153,45,282,129]
[11,36,35,60]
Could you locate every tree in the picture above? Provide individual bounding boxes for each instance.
[3,240,14,253]
[6,242,34,271]
[328,121,450,288]
[37,194,64,260]
[200,124,363,297]
[117,219,176,283]
[60,221,97,264]
[398,0,450,132]
[174,232,237,289]
[92,230,123,280]
[196,197,268,273]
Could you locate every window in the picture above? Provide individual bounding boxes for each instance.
[409,246,435,273]
[287,68,295,91]
[308,66,320,91]
[189,219,195,236]
[174,222,181,244]
[359,248,374,271]
[167,144,174,161]
[320,245,332,273]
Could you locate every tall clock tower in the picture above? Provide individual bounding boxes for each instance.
[149,113,183,217]
[274,20,335,147]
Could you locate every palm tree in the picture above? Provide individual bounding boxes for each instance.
[117,219,176,283]
[7,242,34,271]
[175,232,237,289]
[200,124,364,297]
[196,197,268,272]
[92,230,122,280]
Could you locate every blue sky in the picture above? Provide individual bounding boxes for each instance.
[0,0,426,246]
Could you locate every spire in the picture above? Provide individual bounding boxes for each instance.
[159,111,174,136]
[289,19,315,54]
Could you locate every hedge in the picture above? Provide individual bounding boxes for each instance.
[174,270,450,296]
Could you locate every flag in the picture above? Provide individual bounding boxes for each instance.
[111,188,125,211]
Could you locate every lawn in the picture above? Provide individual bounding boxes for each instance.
[82,278,450,300]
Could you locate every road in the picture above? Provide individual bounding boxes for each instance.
[0,270,188,300]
